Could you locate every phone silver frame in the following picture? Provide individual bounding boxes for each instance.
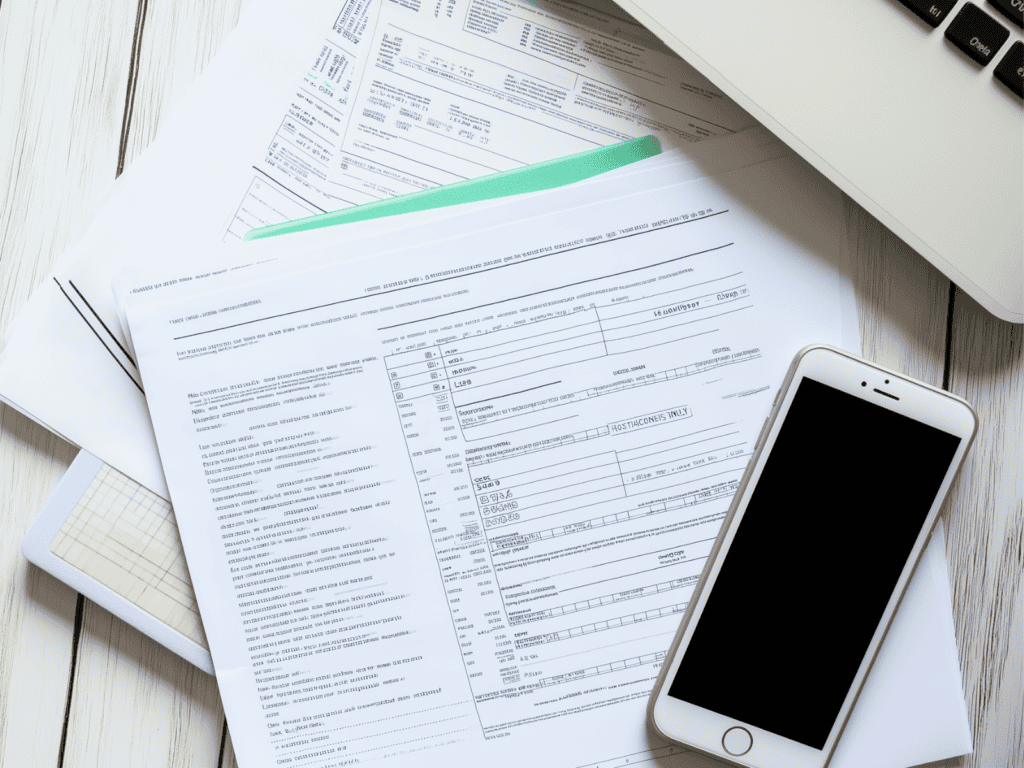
[647,344,978,768]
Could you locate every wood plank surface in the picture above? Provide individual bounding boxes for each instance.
[58,1,244,766]
[844,201,1023,767]
[0,411,79,768]
[843,197,949,386]
[120,0,245,170]
[222,727,241,768]
[62,604,225,768]
[0,0,143,765]
[943,292,1023,768]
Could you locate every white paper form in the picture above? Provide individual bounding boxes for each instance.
[1,129,782,503]
[0,0,755,502]
[59,0,752,341]
[124,156,880,768]
[224,0,754,237]
[115,130,795,357]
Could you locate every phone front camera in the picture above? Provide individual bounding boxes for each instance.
[861,381,866,387]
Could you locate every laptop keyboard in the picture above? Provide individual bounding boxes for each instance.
[989,0,1024,27]
[896,0,1024,98]
[898,0,959,27]
[946,3,1011,63]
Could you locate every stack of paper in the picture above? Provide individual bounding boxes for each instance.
[115,138,969,768]
[0,0,756,499]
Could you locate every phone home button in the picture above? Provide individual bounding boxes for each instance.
[722,726,752,756]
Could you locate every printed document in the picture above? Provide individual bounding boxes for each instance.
[0,0,755,503]
[124,155,873,767]
[221,0,752,238]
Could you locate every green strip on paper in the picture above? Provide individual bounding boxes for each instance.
[243,135,661,241]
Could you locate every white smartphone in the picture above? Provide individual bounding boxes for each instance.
[647,344,977,768]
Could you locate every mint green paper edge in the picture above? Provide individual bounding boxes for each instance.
[243,135,661,240]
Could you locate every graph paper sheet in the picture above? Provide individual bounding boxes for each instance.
[22,450,213,673]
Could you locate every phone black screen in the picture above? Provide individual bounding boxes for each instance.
[667,377,961,749]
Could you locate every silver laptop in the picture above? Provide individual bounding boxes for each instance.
[612,0,1023,322]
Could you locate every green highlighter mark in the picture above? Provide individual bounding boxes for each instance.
[243,135,661,241]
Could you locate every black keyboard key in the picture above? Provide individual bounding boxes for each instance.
[994,40,1024,97]
[897,0,958,28]
[945,3,1010,65]
[988,0,1023,28]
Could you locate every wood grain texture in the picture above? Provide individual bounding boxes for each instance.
[56,1,244,766]
[0,0,138,328]
[835,199,1024,768]
[844,195,1024,768]
[120,0,244,170]
[0,0,142,765]
[62,603,224,768]
[222,726,240,768]
[0,410,78,768]
[942,290,1023,768]
[843,195,949,387]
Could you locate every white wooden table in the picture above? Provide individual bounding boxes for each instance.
[0,2,1020,766]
